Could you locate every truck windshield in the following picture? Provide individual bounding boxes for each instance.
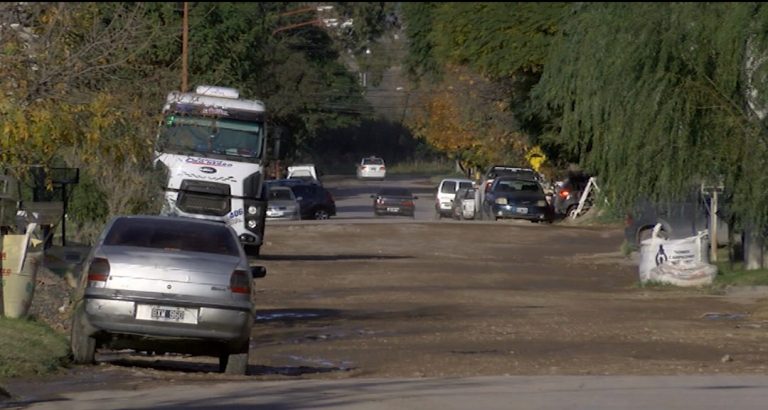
[157,115,263,161]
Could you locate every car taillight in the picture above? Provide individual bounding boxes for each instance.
[376,197,384,204]
[230,270,250,294]
[403,200,414,207]
[87,257,110,288]
[380,166,385,170]
[625,213,634,227]
[558,189,570,198]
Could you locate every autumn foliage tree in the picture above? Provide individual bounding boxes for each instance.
[407,66,529,174]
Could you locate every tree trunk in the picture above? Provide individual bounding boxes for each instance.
[743,226,764,270]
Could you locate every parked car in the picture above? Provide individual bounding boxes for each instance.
[435,178,474,219]
[482,176,553,222]
[481,165,541,191]
[553,172,592,217]
[290,183,337,220]
[451,187,477,220]
[286,164,321,185]
[371,187,418,217]
[69,215,267,375]
[357,156,386,180]
[265,186,300,221]
[624,193,729,250]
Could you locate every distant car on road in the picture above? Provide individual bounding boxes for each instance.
[553,172,592,218]
[357,156,386,180]
[286,164,321,185]
[482,177,553,222]
[435,178,474,219]
[69,215,267,375]
[371,187,418,217]
[451,187,477,220]
[290,183,337,220]
[266,186,300,221]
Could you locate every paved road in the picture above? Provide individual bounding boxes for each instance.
[6,375,768,409]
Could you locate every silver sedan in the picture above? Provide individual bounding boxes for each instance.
[69,215,266,375]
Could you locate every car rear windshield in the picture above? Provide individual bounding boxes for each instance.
[104,218,241,256]
[440,181,457,193]
[363,158,384,165]
[493,179,542,193]
[379,188,411,197]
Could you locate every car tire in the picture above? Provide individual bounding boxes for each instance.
[566,205,579,219]
[313,209,330,220]
[70,310,96,365]
[220,343,250,375]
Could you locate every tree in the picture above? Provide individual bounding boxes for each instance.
[533,3,768,232]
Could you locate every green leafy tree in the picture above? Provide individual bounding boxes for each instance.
[533,3,768,230]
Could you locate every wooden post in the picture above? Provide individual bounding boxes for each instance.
[181,2,189,92]
[710,190,718,262]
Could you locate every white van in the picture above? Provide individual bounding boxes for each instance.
[435,178,474,218]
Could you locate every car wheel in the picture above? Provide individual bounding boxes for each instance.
[220,342,250,375]
[434,210,442,220]
[70,309,96,365]
[567,205,579,219]
[244,245,260,258]
[313,209,330,220]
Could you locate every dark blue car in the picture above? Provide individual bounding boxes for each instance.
[482,177,553,222]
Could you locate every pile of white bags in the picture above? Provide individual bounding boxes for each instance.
[638,224,718,287]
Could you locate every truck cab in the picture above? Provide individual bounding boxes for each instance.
[153,85,268,256]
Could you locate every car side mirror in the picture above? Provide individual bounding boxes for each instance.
[413,196,419,200]
[370,194,376,199]
[250,266,267,279]
[296,196,303,201]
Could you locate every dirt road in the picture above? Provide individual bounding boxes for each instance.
[5,207,768,404]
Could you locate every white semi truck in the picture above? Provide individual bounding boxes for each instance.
[153,85,268,256]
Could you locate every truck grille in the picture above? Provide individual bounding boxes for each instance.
[177,180,231,216]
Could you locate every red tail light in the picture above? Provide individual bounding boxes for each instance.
[403,200,414,207]
[558,190,570,198]
[230,270,251,294]
[87,257,110,288]
[380,166,386,170]
[625,213,634,227]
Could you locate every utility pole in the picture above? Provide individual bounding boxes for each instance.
[181,2,189,92]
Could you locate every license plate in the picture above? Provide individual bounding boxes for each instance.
[136,304,198,324]
[516,207,528,214]
[387,207,399,212]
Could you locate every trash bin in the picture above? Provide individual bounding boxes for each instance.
[2,227,43,318]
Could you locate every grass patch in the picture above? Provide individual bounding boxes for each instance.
[0,317,70,379]
[713,261,768,287]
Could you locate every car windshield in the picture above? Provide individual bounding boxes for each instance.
[493,179,542,193]
[268,188,294,201]
[104,218,240,256]
[157,115,263,162]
